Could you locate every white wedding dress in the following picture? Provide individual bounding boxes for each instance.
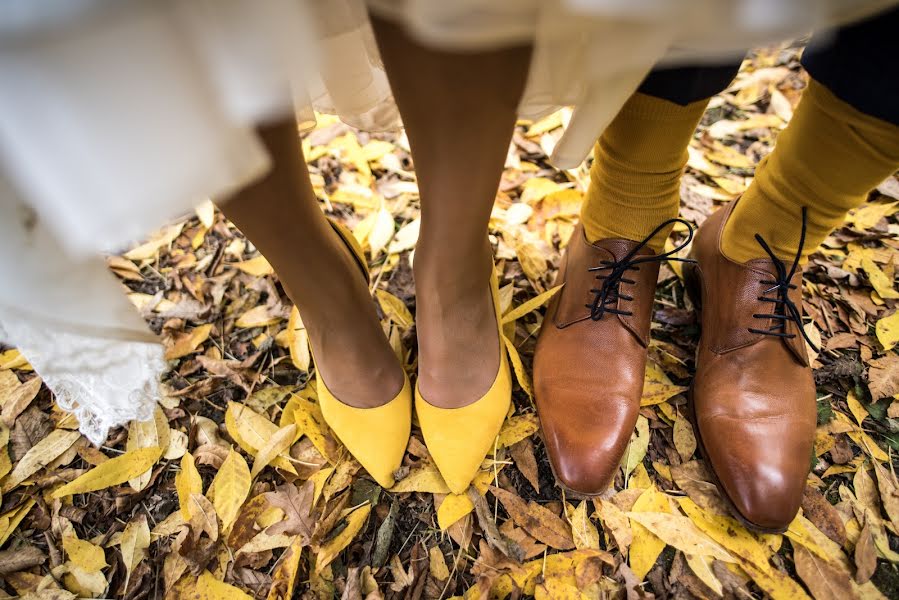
[0,0,894,443]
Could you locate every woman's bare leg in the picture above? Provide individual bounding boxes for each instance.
[218,119,404,407]
[370,17,532,407]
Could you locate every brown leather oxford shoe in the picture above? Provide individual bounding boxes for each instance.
[685,200,817,532]
[535,220,692,495]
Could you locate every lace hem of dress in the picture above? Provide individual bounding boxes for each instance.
[0,318,164,445]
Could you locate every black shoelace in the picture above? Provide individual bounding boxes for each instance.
[748,206,818,350]
[587,218,697,320]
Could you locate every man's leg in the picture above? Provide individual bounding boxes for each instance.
[690,6,899,532]
[535,63,741,495]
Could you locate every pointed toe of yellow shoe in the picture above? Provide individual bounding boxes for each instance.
[415,265,512,494]
[415,360,511,494]
[319,375,412,488]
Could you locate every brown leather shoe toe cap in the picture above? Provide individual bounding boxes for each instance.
[699,414,813,531]
[539,391,639,496]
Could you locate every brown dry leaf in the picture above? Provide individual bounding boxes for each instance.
[165,324,213,360]
[794,545,856,600]
[120,514,150,592]
[265,481,315,539]
[1,376,40,426]
[867,355,899,400]
[854,524,877,584]
[188,493,219,541]
[673,415,697,462]
[490,485,574,550]
[232,255,274,276]
[595,499,633,553]
[566,500,600,550]
[266,535,304,600]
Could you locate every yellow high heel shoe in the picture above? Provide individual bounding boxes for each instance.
[415,264,512,494]
[315,219,411,488]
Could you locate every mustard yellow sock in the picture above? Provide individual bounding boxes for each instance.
[722,79,899,263]
[581,92,710,252]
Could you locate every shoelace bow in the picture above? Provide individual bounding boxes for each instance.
[748,206,818,350]
[586,218,696,320]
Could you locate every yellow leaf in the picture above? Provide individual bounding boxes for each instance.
[429,546,450,581]
[286,307,310,371]
[525,111,565,137]
[677,498,810,599]
[845,201,898,231]
[515,238,548,281]
[292,396,335,463]
[360,139,396,163]
[862,257,899,299]
[685,554,723,596]
[847,389,869,426]
[875,311,899,351]
[436,470,497,530]
[596,499,633,553]
[165,323,213,360]
[375,290,413,329]
[503,335,533,399]
[567,501,600,550]
[176,452,204,520]
[126,407,169,491]
[210,447,251,531]
[387,217,421,254]
[368,206,395,258]
[621,415,650,478]
[392,463,450,494]
[53,447,162,498]
[232,255,274,277]
[628,486,671,579]
[0,349,32,371]
[316,503,371,573]
[120,515,150,591]
[673,415,697,461]
[123,223,183,261]
[267,535,304,600]
[195,200,215,228]
[641,361,687,406]
[63,535,107,573]
[497,414,539,449]
[225,402,293,470]
[0,499,33,547]
[501,285,562,324]
[625,512,734,562]
[3,429,81,491]
[251,424,298,479]
[195,570,253,600]
[704,142,755,168]
[236,305,282,329]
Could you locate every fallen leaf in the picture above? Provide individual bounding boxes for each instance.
[315,503,371,573]
[209,447,251,531]
[52,447,162,498]
[490,486,574,550]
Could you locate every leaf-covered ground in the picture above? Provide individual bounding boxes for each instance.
[1,43,899,600]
